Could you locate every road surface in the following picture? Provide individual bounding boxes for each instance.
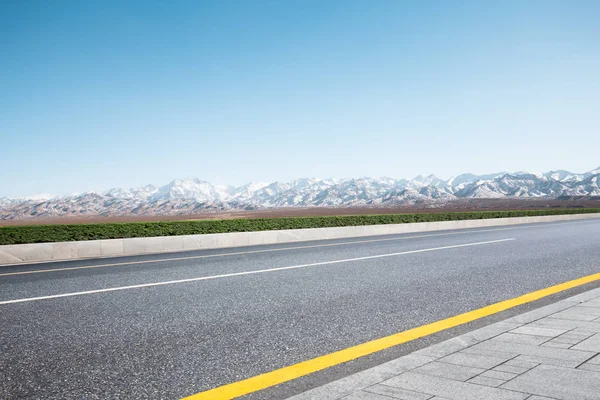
[1,219,600,399]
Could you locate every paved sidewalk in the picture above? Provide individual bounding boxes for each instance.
[288,288,600,400]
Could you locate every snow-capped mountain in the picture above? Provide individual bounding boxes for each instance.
[2,167,599,220]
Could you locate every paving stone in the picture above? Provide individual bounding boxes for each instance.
[412,337,479,359]
[566,306,600,317]
[460,346,519,359]
[570,329,597,337]
[467,376,505,387]
[561,288,600,303]
[373,355,438,376]
[412,323,522,360]
[439,352,509,369]
[541,342,572,349]
[501,364,600,399]
[586,354,600,364]
[288,354,436,400]
[570,333,600,352]
[492,364,528,375]
[460,322,523,342]
[344,390,404,400]
[512,355,582,368]
[504,359,539,369]
[473,339,594,362]
[364,384,433,400]
[288,364,403,400]
[548,337,581,345]
[577,363,600,372]
[480,370,517,381]
[558,331,594,340]
[551,309,599,321]
[412,362,484,381]
[382,372,528,400]
[574,298,600,308]
[509,326,569,337]
[494,332,550,345]
[529,318,600,333]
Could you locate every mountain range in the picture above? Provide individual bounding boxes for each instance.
[2,167,599,220]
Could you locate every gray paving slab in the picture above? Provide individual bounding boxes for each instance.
[494,332,550,345]
[528,318,600,333]
[577,363,600,372]
[382,372,529,400]
[501,364,600,399]
[503,359,539,369]
[541,342,572,349]
[565,306,600,317]
[460,346,520,359]
[509,326,570,337]
[527,396,557,400]
[587,354,600,364]
[576,298,600,308]
[570,333,600,352]
[344,391,402,400]
[551,309,599,322]
[363,384,433,400]
[289,355,436,400]
[472,339,595,362]
[438,351,511,369]
[459,322,523,342]
[288,368,398,400]
[466,376,505,387]
[492,364,528,375]
[548,337,581,345]
[480,370,517,381]
[412,362,484,381]
[510,355,583,369]
[559,331,595,340]
[558,288,600,304]
[412,337,480,359]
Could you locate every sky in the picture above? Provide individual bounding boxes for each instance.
[2,0,599,197]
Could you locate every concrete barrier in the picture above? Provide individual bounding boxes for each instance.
[1,213,599,266]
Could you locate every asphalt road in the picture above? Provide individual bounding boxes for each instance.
[1,219,600,399]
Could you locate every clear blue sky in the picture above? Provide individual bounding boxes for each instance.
[2,0,599,197]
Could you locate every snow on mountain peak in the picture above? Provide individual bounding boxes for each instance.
[3,167,599,220]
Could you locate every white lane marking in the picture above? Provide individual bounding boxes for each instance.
[0,238,515,305]
[0,218,596,277]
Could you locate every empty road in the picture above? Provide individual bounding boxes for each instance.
[1,219,600,399]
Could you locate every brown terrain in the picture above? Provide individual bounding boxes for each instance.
[2,198,599,226]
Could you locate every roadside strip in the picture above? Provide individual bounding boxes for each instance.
[2,214,598,268]
[2,218,596,277]
[183,271,600,400]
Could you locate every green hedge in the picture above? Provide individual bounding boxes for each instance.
[1,208,599,245]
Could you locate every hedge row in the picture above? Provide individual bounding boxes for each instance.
[1,208,599,245]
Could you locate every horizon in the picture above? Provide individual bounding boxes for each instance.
[3,1,600,197]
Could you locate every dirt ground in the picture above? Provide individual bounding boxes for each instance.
[2,198,599,226]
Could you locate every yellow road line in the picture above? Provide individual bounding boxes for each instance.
[1,219,596,277]
[183,272,600,400]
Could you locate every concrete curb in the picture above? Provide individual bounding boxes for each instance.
[1,213,599,265]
